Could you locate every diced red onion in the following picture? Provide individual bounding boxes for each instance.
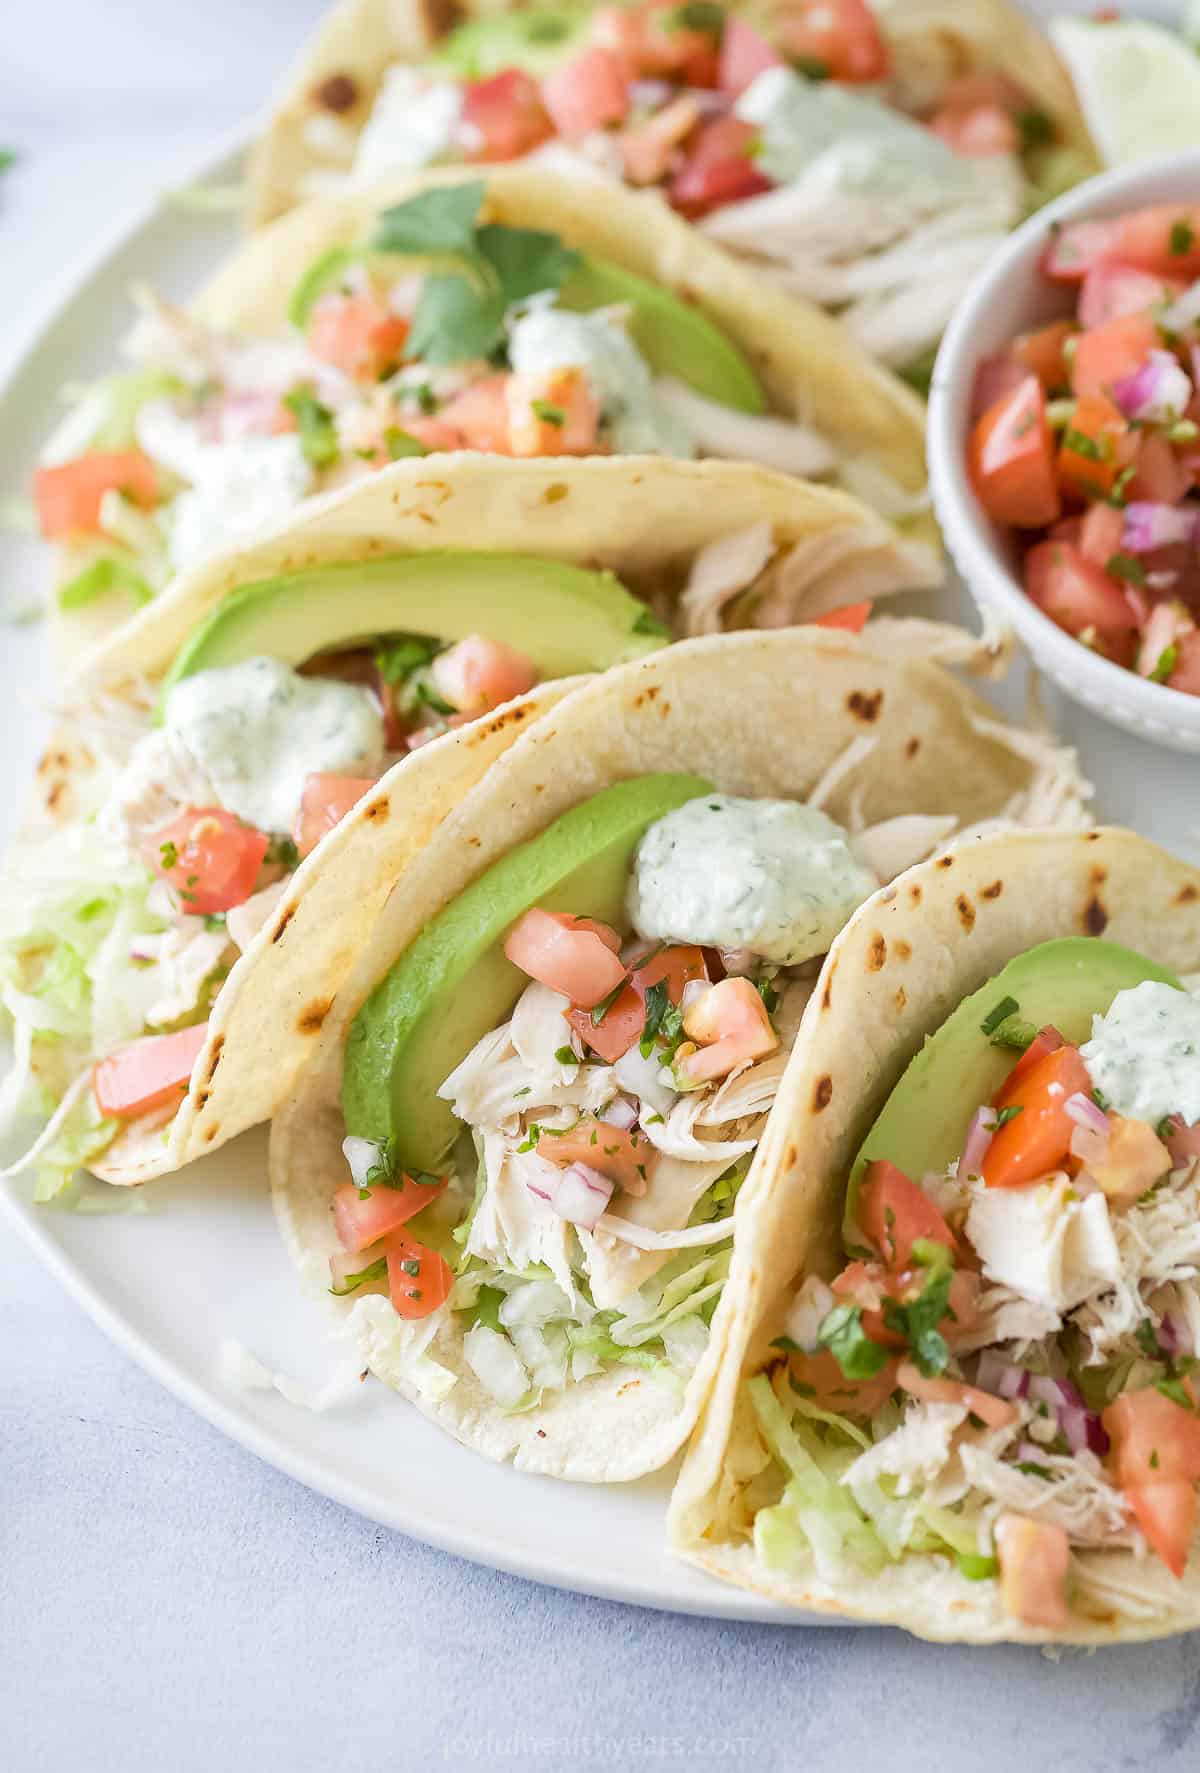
[629,78,674,109]
[553,1163,614,1229]
[1016,1439,1048,1465]
[683,86,733,116]
[1158,1313,1181,1355]
[1166,1113,1200,1169]
[1069,1121,1110,1169]
[960,1107,997,1177]
[526,1181,556,1203]
[1028,1373,1085,1413]
[975,1349,1030,1400]
[342,1135,383,1189]
[1122,501,1199,553]
[601,1096,639,1131]
[1059,1404,1110,1457]
[680,979,709,1014]
[1064,1090,1110,1135]
[1112,349,1193,424]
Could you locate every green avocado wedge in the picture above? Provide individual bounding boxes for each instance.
[430,6,591,79]
[342,773,712,1171]
[842,937,1182,1243]
[158,552,666,712]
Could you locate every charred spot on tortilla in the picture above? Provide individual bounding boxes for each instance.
[203,1123,221,1144]
[955,894,976,933]
[936,855,954,870]
[785,1145,798,1168]
[45,781,66,813]
[312,73,359,114]
[1090,864,1108,888]
[908,882,922,904]
[894,987,907,1013]
[867,933,887,971]
[846,689,883,723]
[1176,883,1199,905]
[633,684,661,709]
[616,1380,642,1398]
[981,880,1004,900]
[422,0,466,42]
[893,938,912,961]
[363,796,389,823]
[195,1091,210,1112]
[542,483,569,504]
[271,903,297,944]
[298,999,331,1035]
[1083,896,1109,936]
[905,736,920,759]
[812,1075,833,1113]
[204,1034,225,1084]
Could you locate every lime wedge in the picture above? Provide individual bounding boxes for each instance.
[1051,16,1200,164]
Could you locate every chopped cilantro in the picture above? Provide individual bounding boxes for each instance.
[554,1045,579,1066]
[757,979,780,1015]
[1061,426,1108,462]
[266,835,300,868]
[988,1015,1036,1052]
[59,556,153,611]
[158,840,179,870]
[1105,552,1146,588]
[1157,1376,1197,1411]
[994,1104,1024,1128]
[980,995,1019,1036]
[817,1304,889,1380]
[375,632,441,683]
[329,1255,387,1297]
[1015,107,1053,152]
[1151,644,1179,685]
[415,679,456,716]
[591,979,626,1026]
[283,383,340,468]
[400,1257,421,1277]
[1156,1115,1177,1141]
[1170,217,1196,257]
[203,913,227,933]
[791,54,830,80]
[1092,1087,1110,1111]
[882,1252,953,1378]
[666,1,725,31]
[639,979,671,1056]
[1136,1318,1163,1361]
[632,608,670,637]
[1015,1460,1053,1480]
[530,400,565,426]
[384,426,427,460]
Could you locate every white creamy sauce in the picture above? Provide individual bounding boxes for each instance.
[353,68,464,180]
[163,657,384,835]
[627,794,876,965]
[1082,981,1200,1126]
[506,305,695,458]
[735,67,971,200]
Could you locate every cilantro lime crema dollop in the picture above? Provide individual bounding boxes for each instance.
[507,305,693,457]
[1081,980,1200,1126]
[164,657,384,834]
[627,794,876,965]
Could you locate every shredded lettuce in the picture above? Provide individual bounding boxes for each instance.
[32,1090,120,1204]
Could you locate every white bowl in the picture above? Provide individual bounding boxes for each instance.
[928,149,1200,753]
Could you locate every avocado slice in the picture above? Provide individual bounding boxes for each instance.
[843,937,1182,1238]
[159,552,665,710]
[431,7,591,80]
[342,773,712,1169]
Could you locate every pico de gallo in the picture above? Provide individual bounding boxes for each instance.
[749,957,1200,1632]
[968,200,1200,698]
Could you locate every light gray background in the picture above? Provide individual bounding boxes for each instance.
[2,5,1198,1771]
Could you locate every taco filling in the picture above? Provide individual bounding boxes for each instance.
[298,1,1090,376]
[748,938,1200,1632]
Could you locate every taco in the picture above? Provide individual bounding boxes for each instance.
[1,452,940,1198]
[34,164,931,665]
[245,0,1096,378]
[268,628,1088,1481]
[670,827,1200,1642]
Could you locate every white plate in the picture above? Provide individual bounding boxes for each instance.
[3,127,1200,1627]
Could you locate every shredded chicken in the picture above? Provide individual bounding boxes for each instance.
[653,378,836,478]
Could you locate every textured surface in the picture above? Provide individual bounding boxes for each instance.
[2,3,1200,1770]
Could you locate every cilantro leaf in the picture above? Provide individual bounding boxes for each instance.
[374,633,441,683]
[384,427,428,460]
[283,383,340,468]
[980,994,1019,1035]
[633,608,669,637]
[882,1256,953,1378]
[59,555,153,611]
[817,1304,889,1380]
[476,222,579,305]
[329,1255,387,1297]
[408,275,508,365]
[371,182,487,257]
[639,978,671,1057]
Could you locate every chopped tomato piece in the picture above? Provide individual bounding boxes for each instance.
[838,1263,980,1353]
[1056,391,1131,501]
[857,1159,956,1269]
[308,294,409,382]
[995,1514,1071,1628]
[1071,311,1160,400]
[504,908,627,1009]
[537,1116,654,1193]
[1112,204,1200,279]
[929,103,1018,157]
[384,1231,453,1319]
[603,0,720,83]
[786,1348,900,1416]
[775,0,889,83]
[566,943,707,1064]
[34,450,158,539]
[400,415,467,454]
[93,1021,209,1119]
[668,116,772,218]
[430,634,538,715]
[461,67,554,161]
[1041,219,1120,283]
[996,1024,1063,1098]
[896,1362,1018,1429]
[678,976,778,1084]
[293,773,377,859]
[332,1173,448,1252]
[981,1042,1093,1188]
[1103,1382,1200,1489]
[971,353,1029,421]
[1127,430,1191,505]
[1078,501,1126,566]
[969,375,1061,528]
[718,17,783,96]
[1084,1114,1170,1207]
[436,375,513,455]
[1078,261,1182,331]
[1012,319,1076,393]
[1024,540,1139,667]
[541,47,630,138]
[144,807,269,915]
[1168,629,1200,696]
[813,600,872,633]
[1125,1482,1197,1579]
[505,366,601,456]
[619,94,702,186]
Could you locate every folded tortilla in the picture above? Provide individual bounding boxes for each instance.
[669,827,1200,1642]
[268,628,1089,1481]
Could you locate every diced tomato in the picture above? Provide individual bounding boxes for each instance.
[1041,219,1120,283]
[598,0,720,83]
[461,67,554,162]
[1127,429,1191,505]
[718,16,783,96]
[505,367,601,457]
[1124,1482,1197,1579]
[1168,629,1200,697]
[332,1173,448,1253]
[1078,262,1182,331]
[1078,501,1126,566]
[813,600,871,633]
[971,353,1029,421]
[1111,204,1200,279]
[34,450,158,539]
[995,1025,1063,1099]
[1071,311,1160,400]
[436,375,514,455]
[969,375,1061,528]
[786,1348,900,1416]
[93,1021,209,1119]
[144,807,269,915]
[857,1159,956,1269]
[1056,391,1132,501]
[537,1116,654,1193]
[384,1231,453,1319]
[896,1362,1019,1429]
[504,908,627,1009]
[981,1042,1093,1188]
[619,94,702,186]
[929,103,1018,157]
[293,773,377,859]
[1024,540,1139,666]
[831,1260,905,1348]
[566,943,707,1064]
[678,976,778,1083]
[995,1514,1071,1628]
[400,415,468,454]
[308,294,409,382]
[1103,1382,1200,1489]
[668,116,772,218]
[541,47,630,138]
[1012,320,1076,394]
[429,634,539,716]
[775,0,889,83]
